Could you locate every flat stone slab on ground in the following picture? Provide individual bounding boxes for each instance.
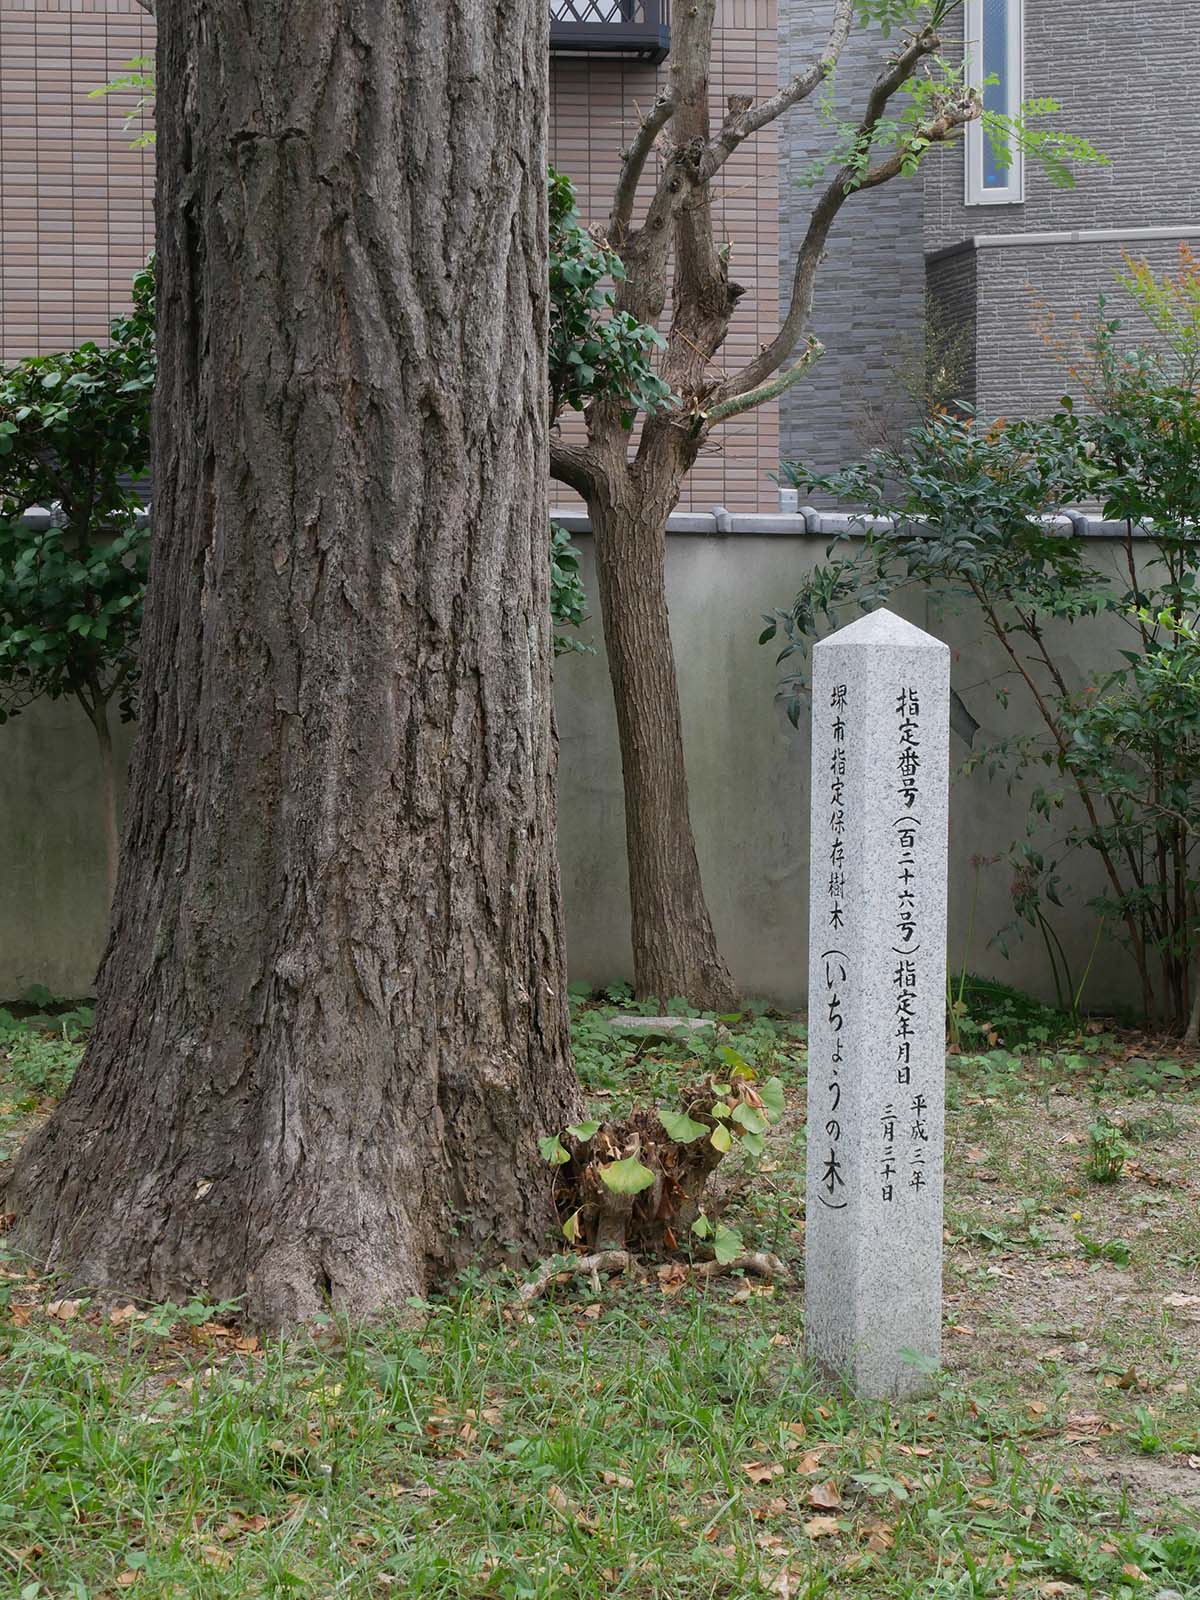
[609,1015,716,1038]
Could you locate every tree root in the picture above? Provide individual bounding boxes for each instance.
[692,1250,788,1282]
[517,1250,633,1303]
[516,1247,788,1305]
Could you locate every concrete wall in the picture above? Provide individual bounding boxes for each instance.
[2,525,1153,1013]
[0,695,135,998]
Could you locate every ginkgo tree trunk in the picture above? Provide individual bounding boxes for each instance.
[3,0,580,1326]
[551,0,1094,1008]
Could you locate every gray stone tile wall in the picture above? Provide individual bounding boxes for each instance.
[778,3,928,477]
[971,236,1194,419]
[924,0,1200,253]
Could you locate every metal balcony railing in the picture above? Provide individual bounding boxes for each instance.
[549,0,669,63]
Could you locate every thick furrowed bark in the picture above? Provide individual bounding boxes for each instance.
[3,0,580,1326]
[589,485,739,1011]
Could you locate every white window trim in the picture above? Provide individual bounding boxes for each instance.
[964,0,1025,207]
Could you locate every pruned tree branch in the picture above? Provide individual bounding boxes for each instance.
[709,28,978,416]
[610,93,677,246]
[550,436,601,497]
[699,0,856,180]
[706,336,825,424]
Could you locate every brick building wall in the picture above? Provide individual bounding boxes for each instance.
[1,0,783,512]
[550,0,780,511]
[0,0,153,361]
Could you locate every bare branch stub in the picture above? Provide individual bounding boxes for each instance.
[710,29,980,418]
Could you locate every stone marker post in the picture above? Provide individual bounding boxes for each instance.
[805,609,950,1400]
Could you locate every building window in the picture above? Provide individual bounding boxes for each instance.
[964,0,1024,206]
[549,0,670,62]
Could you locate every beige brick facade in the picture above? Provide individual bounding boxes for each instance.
[551,0,780,510]
[1,0,781,509]
[0,0,153,360]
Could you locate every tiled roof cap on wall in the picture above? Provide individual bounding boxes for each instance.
[550,505,1170,540]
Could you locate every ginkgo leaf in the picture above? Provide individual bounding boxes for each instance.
[599,1155,656,1194]
[566,1120,601,1142]
[710,1122,733,1153]
[539,1134,570,1166]
[713,1224,743,1264]
[658,1108,708,1143]
[760,1076,786,1122]
[562,1208,582,1243]
[731,1103,769,1135]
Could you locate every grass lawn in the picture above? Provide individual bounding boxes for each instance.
[0,996,1197,1599]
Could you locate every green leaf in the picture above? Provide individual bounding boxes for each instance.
[759,1077,786,1123]
[658,1108,708,1144]
[562,1208,582,1244]
[691,1213,712,1239]
[739,1131,766,1160]
[731,1103,769,1135]
[710,1122,732,1154]
[712,1224,743,1265]
[599,1155,656,1195]
[566,1120,600,1142]
[538,1134,570,1166]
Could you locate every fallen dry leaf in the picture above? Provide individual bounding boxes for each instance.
[46,1298,83,1321]
[1038,1584,1075,1598]
[601,1470,634,1490]
[546,1483,596,1530]
[753,1496,788,1522]
[109,1304,143,1326]
[742,1460,782,1485]
[770,1568,806,1597]
[807,1480,841,1511]
[802,1516,840,1539]
[116,1574,140,1589]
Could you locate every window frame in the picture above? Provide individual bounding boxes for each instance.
[964,0,1025,207]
